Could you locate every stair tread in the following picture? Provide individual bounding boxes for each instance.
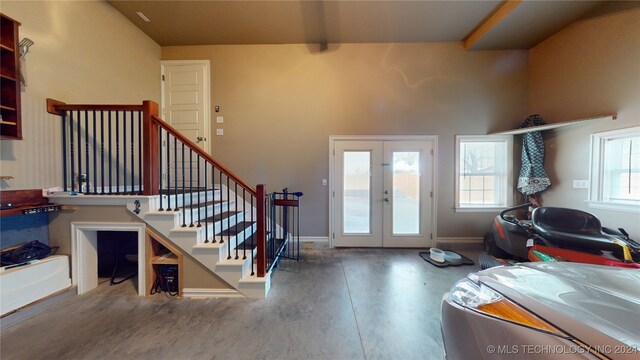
[180,199,224,210]
[215,221,254,236]
[201,210,242,223]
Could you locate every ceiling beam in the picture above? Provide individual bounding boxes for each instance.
[463,0,523,50]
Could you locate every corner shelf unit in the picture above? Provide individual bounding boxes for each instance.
[0,13,21,139]
[145,227,183,298]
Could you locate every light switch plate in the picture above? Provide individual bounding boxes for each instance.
[573,180,589,189]
[216,129,224,136]
[216,116,224,123]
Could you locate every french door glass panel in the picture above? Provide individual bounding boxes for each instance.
[392,151,420,235]
[343,151,372,234]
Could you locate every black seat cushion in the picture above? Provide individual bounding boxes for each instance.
[531,207,618,252]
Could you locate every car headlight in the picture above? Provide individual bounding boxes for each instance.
[449,278,565,336]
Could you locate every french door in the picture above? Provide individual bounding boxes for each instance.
[332,138,435,247]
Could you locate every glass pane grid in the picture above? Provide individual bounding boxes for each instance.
[458,139,505,207]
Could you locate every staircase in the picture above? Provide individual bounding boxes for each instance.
[129,187,270,298]
[46,99,282,299]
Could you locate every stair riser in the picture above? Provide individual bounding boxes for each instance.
[152,190,219,210]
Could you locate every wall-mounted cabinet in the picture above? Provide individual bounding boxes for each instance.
[0,13,22,140]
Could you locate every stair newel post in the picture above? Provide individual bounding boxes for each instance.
[257,184,267,277]
[142,100,160,196]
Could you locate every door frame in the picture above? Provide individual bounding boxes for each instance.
[329,135,438,248]
[160,60,211,154]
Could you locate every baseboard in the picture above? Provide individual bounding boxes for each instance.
[182,288,244,299]
[300,236,330,249]
[436,237,483,251]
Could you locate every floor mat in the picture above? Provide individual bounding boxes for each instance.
[419,250,475,267]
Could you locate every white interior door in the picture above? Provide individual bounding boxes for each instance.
[161,60,210,188]
[333,138,434,248]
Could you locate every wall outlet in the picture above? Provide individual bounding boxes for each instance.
[322,179,327,186]
[216,129,224,136]
[573,180,589,189]
[216,116,224,123]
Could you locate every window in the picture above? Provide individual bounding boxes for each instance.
[455,135,513,211]
[589,127,640,212]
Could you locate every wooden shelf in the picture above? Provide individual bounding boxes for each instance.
[151,252,179,265]
[0,13,21,140]
[0,189,60,217]
[489,114,616,135]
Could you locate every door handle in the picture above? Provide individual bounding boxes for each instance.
[196,136,205,142]
[384,197,390,203]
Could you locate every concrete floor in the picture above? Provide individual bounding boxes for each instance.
[0,248,480,360]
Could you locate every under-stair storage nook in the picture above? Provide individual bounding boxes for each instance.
[146,227,183,297]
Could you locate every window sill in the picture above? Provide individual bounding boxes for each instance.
[454,206,506,213]
[587,201,640,213]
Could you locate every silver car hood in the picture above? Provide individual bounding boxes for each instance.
[472,262,640,351]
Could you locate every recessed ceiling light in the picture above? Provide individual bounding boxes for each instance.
[136,11,151,23]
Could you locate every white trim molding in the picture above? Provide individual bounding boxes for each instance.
[182,288,244,299]
[329,135,439,248]
[71,222,146,296]
[300,236,330,249]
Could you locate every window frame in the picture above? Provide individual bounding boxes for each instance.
[454,135,513,212]
[588,126,640,213]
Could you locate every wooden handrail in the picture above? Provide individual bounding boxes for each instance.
[151,115,257,195]
[46,98,143,116]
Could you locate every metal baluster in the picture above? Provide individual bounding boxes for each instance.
[218,170,223,244]
[197,155,201,227]
[204,162,209,242]
[166,130,171,210]
[84,110,89,194]
[123,111,127,193]
[92,111,97,194]
[158,128,164,211]
[69,111,75,193]
[235,183,239,260]
[181,142,186,227]
[211,165,217,244]
[99,112,104,194]
[189,148,194,227]
[227,176,231,259]
[116,111,120,194]
[130,111,135,194]
[108,111,112,194]
[62,112,68,192]
[77,111,82,193]
[242,188,247,259]
[138,111,142,194]
[174,136,178,211]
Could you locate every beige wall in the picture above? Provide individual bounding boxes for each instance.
[48,205,231,290]
[162,43,529,238]
[0,1,161,191]
[529,9,640,238]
